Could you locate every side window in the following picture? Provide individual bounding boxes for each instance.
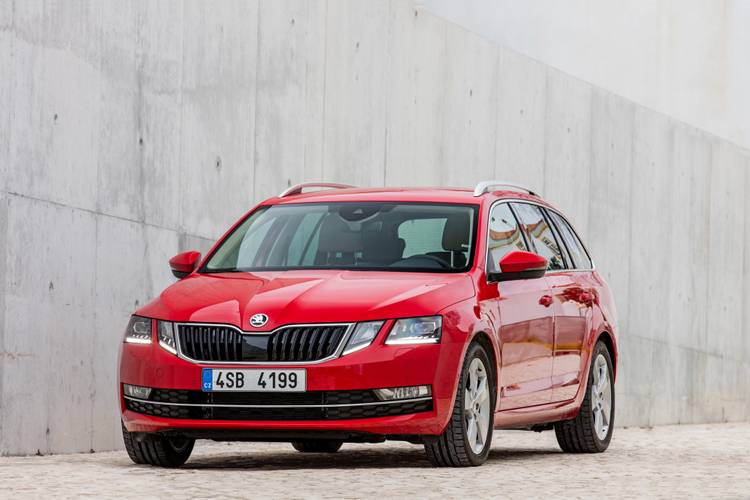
[511,203,565,271]
[545,210,572,267]
[548,211,592,269]
[487,203,527,272]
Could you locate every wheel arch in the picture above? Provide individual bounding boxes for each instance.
[469,330,500,392]
[595,330,617,381]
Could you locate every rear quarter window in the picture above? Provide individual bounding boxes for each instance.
[547,210,592,269]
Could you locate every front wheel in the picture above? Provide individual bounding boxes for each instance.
[122,422,194,467]
[424,341,496,467]
[554,340,615,453]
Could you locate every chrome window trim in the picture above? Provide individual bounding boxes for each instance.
[123,395,432,409]
[174,322,356,366]
[484,198,595,283]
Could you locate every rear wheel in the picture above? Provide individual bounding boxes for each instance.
[122,422,194,467]
[424,342,495,467]
[291,440,343,453]
[554,340,615,453]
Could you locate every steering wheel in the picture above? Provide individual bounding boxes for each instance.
[395,254,451,269]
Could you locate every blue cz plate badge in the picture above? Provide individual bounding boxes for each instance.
[202,368,214,392]
[201,368,306,392]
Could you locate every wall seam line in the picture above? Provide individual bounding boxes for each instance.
[417,8,750,156]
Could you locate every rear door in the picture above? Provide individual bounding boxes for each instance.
[545,209,595,402]
[490,203,555,409]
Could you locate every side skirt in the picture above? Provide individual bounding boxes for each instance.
[493,397,581,429]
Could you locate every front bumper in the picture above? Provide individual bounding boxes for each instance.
[119,326,464,437]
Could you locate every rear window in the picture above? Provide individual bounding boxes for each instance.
[203,202,478,273]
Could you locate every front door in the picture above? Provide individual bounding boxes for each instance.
[487,202,555,409]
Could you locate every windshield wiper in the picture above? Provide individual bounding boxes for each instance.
[201,268,243,273]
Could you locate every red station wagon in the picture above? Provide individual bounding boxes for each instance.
[119,181,618,467]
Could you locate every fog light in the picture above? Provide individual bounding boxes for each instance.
[123,384,152,399]
[374,385,431,401]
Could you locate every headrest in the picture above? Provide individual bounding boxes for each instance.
[317,215,362,253]
[363,229,405,262]
[442,213,470,252]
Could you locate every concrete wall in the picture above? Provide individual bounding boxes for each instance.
[0,0,748,455]
[419,0,750,152]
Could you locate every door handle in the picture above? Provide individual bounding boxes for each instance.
[539,295,553,307]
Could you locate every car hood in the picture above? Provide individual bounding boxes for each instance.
[137,270,475,331]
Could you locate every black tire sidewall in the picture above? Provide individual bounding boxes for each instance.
[121,422,194,467]
[164,437,195,465]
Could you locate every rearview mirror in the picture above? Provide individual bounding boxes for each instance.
[487,250,547,282]
[169,251,201,279]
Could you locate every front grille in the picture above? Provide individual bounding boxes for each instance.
[267,325,348,362]
[176,323,351,363]
[125,389,433,421]
[178,324,245,362]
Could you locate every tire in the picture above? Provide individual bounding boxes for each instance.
[424,341,496,467]
[554,340,615,453]
[122,422,195,467]
[291,440,343,453]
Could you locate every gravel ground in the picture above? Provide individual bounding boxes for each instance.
[0,423,748,499]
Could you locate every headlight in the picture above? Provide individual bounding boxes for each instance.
[385,316,442,345]
[157,321,177,355]
[342,321,384,355]
[124,316,152,344]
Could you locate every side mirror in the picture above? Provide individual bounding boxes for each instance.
[487,250,547,282]
[169,251,201,279]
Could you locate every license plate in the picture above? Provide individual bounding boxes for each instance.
[201,368,306,392]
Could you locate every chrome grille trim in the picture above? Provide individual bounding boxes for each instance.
[174,322,355,365]
[123,395,432,409]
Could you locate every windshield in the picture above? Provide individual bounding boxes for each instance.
[203,202,478,273]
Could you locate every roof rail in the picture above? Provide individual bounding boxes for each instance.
[278,182,355,198]
[472,180,538,197]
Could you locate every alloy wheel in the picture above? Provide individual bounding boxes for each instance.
[464,357,491,454]
[591,353,612,440]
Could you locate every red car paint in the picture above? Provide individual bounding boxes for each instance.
[119,187,618,438]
